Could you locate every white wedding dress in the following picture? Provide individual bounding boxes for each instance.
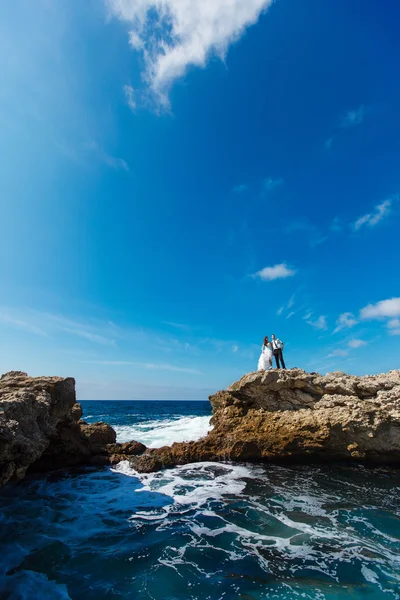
[257,344,273,371]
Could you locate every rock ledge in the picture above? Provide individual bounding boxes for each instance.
[130,368,400,472]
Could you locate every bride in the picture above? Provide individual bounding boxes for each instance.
[257,336,273,371]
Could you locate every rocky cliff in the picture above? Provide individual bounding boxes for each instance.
[130,368,400,472]
[0,371,145,487]
[2,368,400,486]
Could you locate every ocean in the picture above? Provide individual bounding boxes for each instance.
[1,400,400,599]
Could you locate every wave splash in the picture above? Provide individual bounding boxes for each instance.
[114,415,212,447]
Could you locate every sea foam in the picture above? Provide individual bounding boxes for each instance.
[114,414,212,447]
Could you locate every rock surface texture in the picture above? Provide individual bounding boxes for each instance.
[0,371,145,487]
[130,368,400,472]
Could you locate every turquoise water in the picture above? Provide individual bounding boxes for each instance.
[0,401,400,599]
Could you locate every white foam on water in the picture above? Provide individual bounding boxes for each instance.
[362,565,380,584]
[113,415,212,447]
[113,460,400,597]
[3,457,400,599]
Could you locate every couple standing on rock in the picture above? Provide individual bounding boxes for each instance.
[257,334,286,371]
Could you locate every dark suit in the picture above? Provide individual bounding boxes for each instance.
[272,339,286,369]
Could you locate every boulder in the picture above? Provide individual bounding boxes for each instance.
[130,368,400,472]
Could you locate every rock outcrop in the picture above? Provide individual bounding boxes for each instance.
[130,368,400,472]
[2,368,400,485]
[0,371,146,487]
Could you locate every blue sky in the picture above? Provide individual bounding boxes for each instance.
[0,0,399,399]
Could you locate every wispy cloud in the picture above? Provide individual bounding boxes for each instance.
[353,198,393,231]
[232,183,248,194]
[232,345,239,353]
[348,339,367,348]
[307,315,328,331]
[330,217,343,233]
[388,319,400,336]
[327,348,349,358]
[0,312,47,336]
[284,220,327,248]
[261,177,283,196]
[163,321,191,332]
[86,141,129,171]
[340,105,365,127]
[277,293,297,318]
[0,308,116,346]
[108,0,274,108]
[84,360,201,374]
[309,235,329,248]
[325,137,333,150]
[326,338,367,359]
[252,263,296,281]
[123,84,136,112]
[334,312,358,333]
[61,327,114,346]
[102,155,129,171]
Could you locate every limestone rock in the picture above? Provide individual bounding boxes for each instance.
[79,422,117,452]
[0,371,147,486]
[129,368,400,472]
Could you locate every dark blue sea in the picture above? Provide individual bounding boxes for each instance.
[1,400,400,599]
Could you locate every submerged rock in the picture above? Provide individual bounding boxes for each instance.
[0,371,146,487]
[129,368,400,472]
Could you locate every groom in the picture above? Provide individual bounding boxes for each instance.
[271,334,286,369]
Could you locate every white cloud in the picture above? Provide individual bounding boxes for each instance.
[341,106,365,127]
[286,311,295,319]
[353,198,393,231]
[307,315,328,331]
[232,345,239,353]
[277,306,284,316]
[348,339,367,349]
[334,312,358,333]
[360,298,400,320]
[108,0,273,106]
[123,84,136,111]
[252,263,296,281]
